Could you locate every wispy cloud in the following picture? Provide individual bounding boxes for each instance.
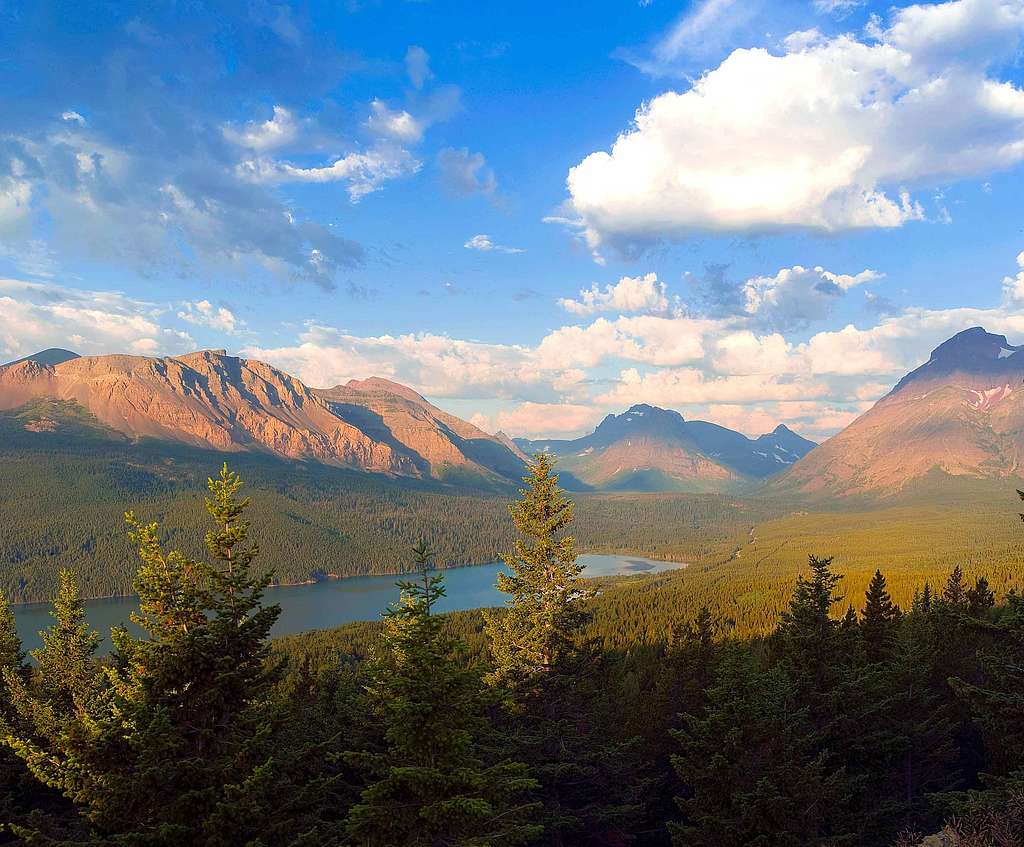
[464,234,523,254]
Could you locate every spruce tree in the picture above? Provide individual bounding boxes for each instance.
[941,565,969,608]
[346,543,540,846]
[670,645,851,846]
[2,569,107,821]
[485,453,589,699]
[4,466,285,845]
[484,454,645,845]
[860,570,901,663]
[966,576,995,617]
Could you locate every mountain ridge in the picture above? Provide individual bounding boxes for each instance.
[515,403,816,491]
[778,326,1024,496]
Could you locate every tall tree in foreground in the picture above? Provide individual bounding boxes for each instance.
[4,466,284,845]
[485,453,645,846]
[2,569,107,840]
[346,543,540,846]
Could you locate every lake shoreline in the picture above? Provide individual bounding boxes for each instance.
[10,549,687,608]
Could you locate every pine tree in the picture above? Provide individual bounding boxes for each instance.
[346,543,540,846]
[966,576,996,617]
[2,569,107,824]
[941,565,968,608]
[861,570,901,663]
[485,453,589,699]
[670,645,852,846]
[484,454,646,845]
[3,466,285,845]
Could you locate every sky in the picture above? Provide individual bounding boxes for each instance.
[2,0,1024,441]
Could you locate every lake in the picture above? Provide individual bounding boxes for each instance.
[13,554,686,655]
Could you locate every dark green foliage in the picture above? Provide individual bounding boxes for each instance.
[670,646,853,847]
[2,467,285,845]
[345,544,540,846]
[486,455,647,845]
[861,569,901,662]
[2,457,1024,847]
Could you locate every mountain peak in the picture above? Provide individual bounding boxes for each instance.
[928,326,1019,364]
[891,326,1024,396]
[2,348,81,368]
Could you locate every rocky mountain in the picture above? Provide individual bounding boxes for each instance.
[0,349,525,486]
[779,326,1024,496]
[515,403,815,491]
[314,377,528,482]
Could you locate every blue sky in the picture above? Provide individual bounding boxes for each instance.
[2,0,1024,440]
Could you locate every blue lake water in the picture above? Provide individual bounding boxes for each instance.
[13,554,686,655]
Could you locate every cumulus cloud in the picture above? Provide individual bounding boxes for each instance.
[0,279,194,360]
[742,266,882,331]
[479,402,602,440]
[364,99,424,143]
[565,0,1024,251]
[246,323,554,400]
[1002,251,1024,302]
[436,147,497,196]
[463,234,524,254]
[558,273,670,315]
[60,110,86,126]
[222,105,299,151]
[177,300,244,334]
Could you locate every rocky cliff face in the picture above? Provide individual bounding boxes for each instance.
[779,327,1024,495]
[0,350,521,481]
[314,377,526,481]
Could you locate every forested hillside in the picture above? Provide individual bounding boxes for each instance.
[0,402,761,602]
[1,459,1021,846]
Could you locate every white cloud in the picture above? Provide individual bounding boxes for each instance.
[1002,251,1024,302]
[482,402,602,440]
[621,0,761,75]
[742,266,882,330]
[405,46,433,89]
[0,180,32,236]
[597,365,829,407]
[437,147,496,196]
[239,144,421,201]
[464,234,524,254]
[364,99,423,143]
[222,105,299,151]
[60,110,86,126]
[813,0,864,16]
[177,300,244,334]
[565,0,1024,251]
[246,323,563,400]
[536,314,709,369]
[558,273,670,315]
[0,279,193,360]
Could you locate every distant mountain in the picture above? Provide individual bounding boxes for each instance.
[314,377,527,483]
[779,326,1024,496]
[2,348,80,367]
[0,349,524,487]
[515,403,815,491]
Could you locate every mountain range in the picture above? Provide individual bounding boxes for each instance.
[778,326,1024,495]
[0,348,810,492]
[516,405,816,491]
[9,326,1020,498]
